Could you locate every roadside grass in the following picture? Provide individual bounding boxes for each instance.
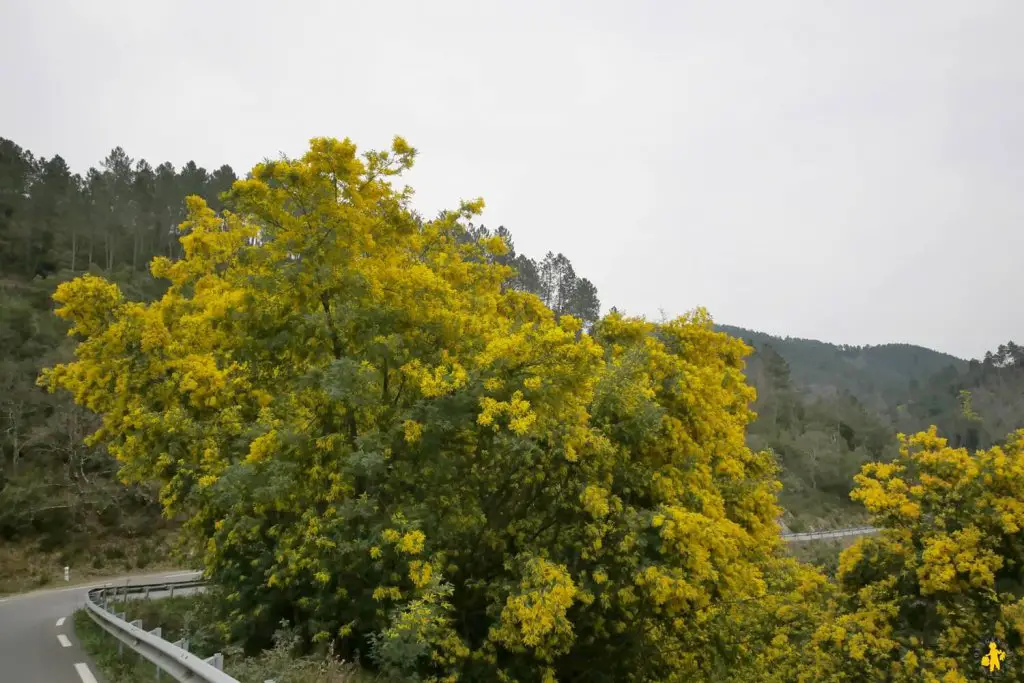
[74,609,160,683]
[75,593,372,682]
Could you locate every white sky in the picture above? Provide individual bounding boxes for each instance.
[3,0,1022,359]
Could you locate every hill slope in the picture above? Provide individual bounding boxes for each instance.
[719,324,1024,529]
[717,325,967,408]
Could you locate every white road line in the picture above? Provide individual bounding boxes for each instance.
[56,616,66,627]
[74,662,99,683]
[57,634,72,648]
[165,571,199,579]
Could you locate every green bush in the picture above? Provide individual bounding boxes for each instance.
[225,626,367,683]
[103,546,125,560]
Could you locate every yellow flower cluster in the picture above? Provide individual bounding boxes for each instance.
[803,427,1024,680]
[491,557,579,660]
[477,391,536,435]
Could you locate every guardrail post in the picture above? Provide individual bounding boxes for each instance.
[168,583,174,598]
[116,613,126,655]
[150,626,163,681]
[205,652,224,670]
[173,638,189,652]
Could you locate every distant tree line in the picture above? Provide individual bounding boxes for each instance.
[456,223,601,324]
[983,341,1024,368]
[0,138,237,279]
[0,136,601,325]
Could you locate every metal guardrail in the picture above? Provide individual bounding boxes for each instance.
[781,525,878,543]
[85,577,239,682]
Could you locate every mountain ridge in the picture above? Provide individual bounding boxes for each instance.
[713,323,1023,529]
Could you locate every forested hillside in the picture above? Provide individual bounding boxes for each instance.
[717,325,968,409]
[0,137,241,580]
[723,324,1024,528]
[0,136,599,575]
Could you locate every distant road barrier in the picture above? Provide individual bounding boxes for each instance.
[780,525,878,543]
[84,576,240,683]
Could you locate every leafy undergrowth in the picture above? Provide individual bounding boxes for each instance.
[76,594,372,683]
[785,537,861,579]
[777,485,870,533]
[0,534,179,596]
[226,636,372,683]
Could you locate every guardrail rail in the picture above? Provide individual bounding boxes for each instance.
[85,578,240,682]
[780,525,878,543]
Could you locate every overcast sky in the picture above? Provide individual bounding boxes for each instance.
[3,1,1022,359]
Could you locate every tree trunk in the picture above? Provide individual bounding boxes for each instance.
[6,402,23,477]
[105,229,114,271]
[23,219,34,278]
[808,448,818,490]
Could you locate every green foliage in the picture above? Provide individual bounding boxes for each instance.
[224,629,368,683]
[106,593,223,656]
[0,136,600,562]
[0,274,172,561]
[805,428,1024,681]
[21,131,1024,681]
[787,539,852,580]
[0,135,239,559]
[45,136,800,682]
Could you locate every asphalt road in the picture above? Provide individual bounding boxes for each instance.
[0,569,201,683]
